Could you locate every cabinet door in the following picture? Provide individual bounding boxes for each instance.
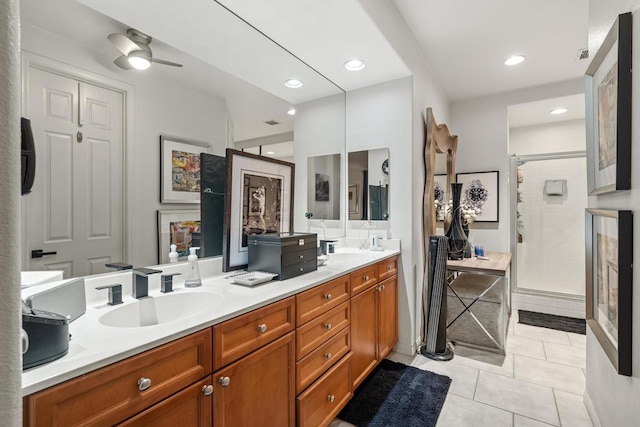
[378,275,398,360]
[118,376,213,426]
[213,332,295,427]
[349,285,378,389]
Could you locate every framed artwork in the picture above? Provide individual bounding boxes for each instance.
[160,135,210,203]
[315,173,330,201]
[223,149,294,271]
[434,174,448,222]
[585,208,633,376]
[585,12,632,195]
[157,209,201,264]
[348,184,359,214]
[455,171,499,222]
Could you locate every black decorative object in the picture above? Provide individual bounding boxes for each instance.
[446,183,467,260]
[200,153,226,258]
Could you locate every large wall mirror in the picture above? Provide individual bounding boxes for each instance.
[20,0,345,279]
[307,154,341,220]
[347,148,390,221]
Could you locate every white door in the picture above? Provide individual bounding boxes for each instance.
[26,67,124,278]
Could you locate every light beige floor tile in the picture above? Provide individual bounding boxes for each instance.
[514,414,555,426]
[514,355,585,395]
[567,332,587,349]
[412,356,479,399]
[450,344,514,377]
[506,334,546,360]
[436,393,513,427]
[543,341,586,369]
[512,323,571,345]
[475,370,559,426]
[554,390,593,427]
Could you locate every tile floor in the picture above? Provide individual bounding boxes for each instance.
[332,313,592,427]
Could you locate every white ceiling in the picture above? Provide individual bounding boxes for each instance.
[508,94,585,129]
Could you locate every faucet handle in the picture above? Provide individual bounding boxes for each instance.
[105,262,132,271]
[96,283,123,305]
[161,273,181,293]
[133,267,162,276]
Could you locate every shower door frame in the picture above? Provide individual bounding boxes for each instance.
[509,151,587,300]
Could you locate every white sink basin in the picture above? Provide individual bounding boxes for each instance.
[99,291,224,328]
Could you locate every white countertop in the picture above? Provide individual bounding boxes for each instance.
[22,247,399,396]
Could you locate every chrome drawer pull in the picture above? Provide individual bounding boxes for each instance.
[363,275,369,281]
[219,376,231,387]
[202,385,213,396]
[257,323,267,333]
[299,254,304,259]
[324,293,332,301]
[387,265,392,270]
[381,285,386,290]
[324,323,332,330]
[137,377,152,391]
[325,352,332,360]
[299,267,304,271]
[327,394,335,403]
[377,286,383,292]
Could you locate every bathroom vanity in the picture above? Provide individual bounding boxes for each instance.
[21,249,399,427]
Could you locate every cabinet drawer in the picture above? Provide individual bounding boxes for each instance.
[296,275,350,325]
[213,296,295,369]
[283,248,317,267]
[296,326,350,393]
[24,329,212,427]
[296,301,350,360]
[378,256,398,281]
[297,352,352,427]
[350,264,378,296]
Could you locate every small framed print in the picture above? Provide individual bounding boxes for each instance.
[160,135,210,203]
[455,171,499,222]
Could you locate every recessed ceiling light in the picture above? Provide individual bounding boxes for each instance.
[266,151,275,155]
[284,79,303,88]
[287,108,296,115]
[344,59,365,71]
[550,108,568,115]
[504,55,525,66]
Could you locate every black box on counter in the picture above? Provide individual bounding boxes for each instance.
[247,232,317,280]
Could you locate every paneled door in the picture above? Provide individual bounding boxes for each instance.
[26,67,124,278]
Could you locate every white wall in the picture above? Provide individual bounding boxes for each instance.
[0,0,23,423]
[20,23,229,267]
[509,119,586,155]
[586,1,640,426]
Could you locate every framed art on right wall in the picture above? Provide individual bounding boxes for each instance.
[585,208,633,376]
[585,12,632,195]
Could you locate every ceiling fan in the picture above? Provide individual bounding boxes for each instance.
[108,28,183,70]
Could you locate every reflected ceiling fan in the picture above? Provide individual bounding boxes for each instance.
[108,28,183,70]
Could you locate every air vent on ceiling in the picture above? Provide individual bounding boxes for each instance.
[576,48,589,61]
[264,120,280,126]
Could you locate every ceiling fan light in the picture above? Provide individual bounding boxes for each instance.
[128,50,151,70]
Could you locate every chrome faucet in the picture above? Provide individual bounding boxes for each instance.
[132,268,161,299]
[320,219,327,240]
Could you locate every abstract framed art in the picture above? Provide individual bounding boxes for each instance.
[585,208,633,376]
[160,135,210,203]
[157,209,201,264]
[585,12,632,195]
[223,149,294,271]
[455,171,499,222]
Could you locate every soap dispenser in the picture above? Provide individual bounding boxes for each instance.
[169,244,179,263]
[184,247,202,288]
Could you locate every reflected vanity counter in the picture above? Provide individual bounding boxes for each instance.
[446,252,512,354]
[21,243,400,396]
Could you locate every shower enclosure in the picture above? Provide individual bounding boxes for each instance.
[509,152,587,315]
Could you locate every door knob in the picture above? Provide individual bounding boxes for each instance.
[31,249,57,259]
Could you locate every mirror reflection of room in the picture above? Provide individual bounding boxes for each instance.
[348,148,389,221]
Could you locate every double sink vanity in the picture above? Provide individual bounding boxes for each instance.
[22,246,399,427]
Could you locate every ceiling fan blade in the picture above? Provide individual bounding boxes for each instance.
[113,55,133,70]
[108,32,141,56]
[152,58,184,67]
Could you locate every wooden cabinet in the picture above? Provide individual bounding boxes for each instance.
[296,301,350,359]
[213,332,296,427]
[350,264,378,296]
[118,376,213,426]
[24,329,212,427]
[296,275,350,325]
[350,256,399,389]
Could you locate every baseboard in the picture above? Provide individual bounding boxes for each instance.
[583,390,601,427]
[394,342,416,356]
[512,291,585,319]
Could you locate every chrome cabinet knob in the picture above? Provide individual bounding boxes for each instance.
[325,352,332,360]
[324,323,332,330]
[381,285,386,290]
[257,324,267,333]
[137,377,152,391]
[327,394,335,403]
[219,376,231,387]
[324,293,332,301]
[387,265,392,270]
[202,385,213,396]
[363,275,369,281]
